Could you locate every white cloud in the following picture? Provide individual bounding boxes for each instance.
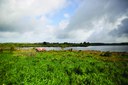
[64,13,70,18]
[0,0,128,43]
[58,20,69,30]
[0,0,67,25]
[0,32,20,38]
[57,0,128,43]
[0,0,68,42]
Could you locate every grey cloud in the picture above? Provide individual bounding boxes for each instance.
[57,0,128,42]
[0,25,14,32]
[110,18,128,37]
[0,0,6,6]
[0,20,34,33]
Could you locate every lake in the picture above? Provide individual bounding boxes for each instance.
[20,45,128,52]
[64,45,128,52]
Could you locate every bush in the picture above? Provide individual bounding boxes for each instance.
[10,46,15,52]
[100,51,112,57]
[0,48,3,53]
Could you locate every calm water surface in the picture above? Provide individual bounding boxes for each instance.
[20,45,128,52]
[64,46,128,52]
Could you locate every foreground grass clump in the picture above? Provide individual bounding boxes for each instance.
[0,50,128,85]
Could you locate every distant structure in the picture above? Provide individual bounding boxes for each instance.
[35,48,46,52]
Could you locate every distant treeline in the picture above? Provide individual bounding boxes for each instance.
[0,42,90,48]
[0,42,128,48]
[90,42,128,46]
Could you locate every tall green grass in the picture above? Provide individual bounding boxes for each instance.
[0,51,128,85]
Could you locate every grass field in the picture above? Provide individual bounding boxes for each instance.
[0,50,128,85]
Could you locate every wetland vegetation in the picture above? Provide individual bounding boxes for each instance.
[0,48,128,85]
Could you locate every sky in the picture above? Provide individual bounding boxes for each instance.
[0,0,128,43]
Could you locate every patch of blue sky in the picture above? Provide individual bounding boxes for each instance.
[47,1,79,25]
[34,1,81,25]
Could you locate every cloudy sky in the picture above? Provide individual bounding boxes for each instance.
[0,0,128,43]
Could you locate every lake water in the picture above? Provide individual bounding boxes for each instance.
[20,45,128,52]
[64,46,128,52]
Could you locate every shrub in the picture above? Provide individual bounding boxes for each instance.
[100,51,112,57]
[0,48,3,53]
[10,46,15,52]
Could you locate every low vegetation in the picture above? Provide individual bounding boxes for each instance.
[0,49,128,85]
